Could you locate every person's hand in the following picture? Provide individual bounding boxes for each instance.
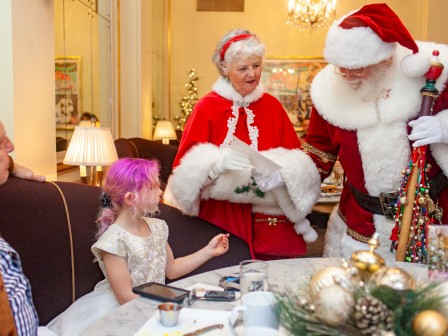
[408,116,448,147]
[209,150,249,180]
[207,233,230,257]
[252,168,284,192]
[12,162,46,182]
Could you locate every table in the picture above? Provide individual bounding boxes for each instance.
[82,258,428,336]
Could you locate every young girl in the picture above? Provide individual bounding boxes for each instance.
[47,158,230,335]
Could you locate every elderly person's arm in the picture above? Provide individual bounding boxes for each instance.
[8,155,46,182]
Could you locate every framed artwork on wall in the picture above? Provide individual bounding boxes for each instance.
[55,56,81,125]
[261,57,326,128]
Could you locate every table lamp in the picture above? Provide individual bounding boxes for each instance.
[153,120,177,145]
[63,125,118,185]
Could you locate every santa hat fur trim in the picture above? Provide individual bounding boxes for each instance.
[324,3,419,70]
[324,22,396,69]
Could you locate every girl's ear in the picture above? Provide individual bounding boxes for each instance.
[123,191,134,206]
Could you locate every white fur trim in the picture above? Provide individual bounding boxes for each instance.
[313,42,448,132]
[312,46,423,130]
[270,149,321,221]
[357,121,410,196]
[167,143,321,242]
[209,147,321,224]
[416,41,448,92]
[401,53,431,78]
[164,144,222,216]
[212,76,264,104]
[323,208,396,262]
[294,218,318,243]
[431,109,448,175]
[324,21,396,69]
[203,166,278,206]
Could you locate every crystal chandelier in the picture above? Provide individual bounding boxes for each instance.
[287,0,337,31]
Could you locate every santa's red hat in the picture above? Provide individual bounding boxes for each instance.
[324,3,429,76]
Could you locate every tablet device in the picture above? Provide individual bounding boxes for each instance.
[132,282,190,303]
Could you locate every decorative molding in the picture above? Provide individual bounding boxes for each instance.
[197,0,244,12]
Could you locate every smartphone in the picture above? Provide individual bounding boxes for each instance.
[132,282,190,304]
[203,290,236,301]
[219,275,240,291]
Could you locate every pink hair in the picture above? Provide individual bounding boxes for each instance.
[96,158,160,238]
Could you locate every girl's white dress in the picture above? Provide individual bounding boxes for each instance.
[46,217,168,336]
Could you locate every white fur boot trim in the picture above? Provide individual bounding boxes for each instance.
[323,208,396,262]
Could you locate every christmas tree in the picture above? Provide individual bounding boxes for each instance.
[174,68,198,131]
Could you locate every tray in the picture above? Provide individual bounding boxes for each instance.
[134,307,233,336]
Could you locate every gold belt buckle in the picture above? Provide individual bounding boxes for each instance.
[268,217,277,226]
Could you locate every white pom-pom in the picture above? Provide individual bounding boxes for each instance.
[401,53,431,78]
[294,219,318,242]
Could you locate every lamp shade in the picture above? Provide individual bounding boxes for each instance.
[63,126,118,166]
[153,121,177,141]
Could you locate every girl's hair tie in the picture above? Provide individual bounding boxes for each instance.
[101,192,112,208]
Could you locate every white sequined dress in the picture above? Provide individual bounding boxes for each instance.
[46,217,168,336]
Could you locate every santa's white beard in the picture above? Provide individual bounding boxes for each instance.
[344,62,392,101]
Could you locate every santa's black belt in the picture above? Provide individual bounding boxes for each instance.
[348,171,448,221]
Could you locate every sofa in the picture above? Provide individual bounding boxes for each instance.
[0,177,251,325]
[114,137,178,188]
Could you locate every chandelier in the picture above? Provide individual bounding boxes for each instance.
[287,0,337,31]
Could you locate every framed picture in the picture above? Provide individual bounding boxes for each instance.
[55,56,81,125]
[261,57,326,127]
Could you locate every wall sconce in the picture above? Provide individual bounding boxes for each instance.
[63,125,118,185]
[153,120,177,145]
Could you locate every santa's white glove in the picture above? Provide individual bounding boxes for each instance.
[252,168,285,192]
[408,116,448,147]
[209,150,249,180]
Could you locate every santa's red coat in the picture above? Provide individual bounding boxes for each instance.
[306,41,448,260]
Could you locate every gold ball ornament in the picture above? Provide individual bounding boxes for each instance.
[371,266,416,290]
[309,266,352,299]
[413,310,448,336]
[350,233,385,280]
[314,285,354,326]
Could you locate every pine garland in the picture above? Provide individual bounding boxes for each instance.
[276,279,447,336]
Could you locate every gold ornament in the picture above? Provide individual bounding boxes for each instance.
[350,233,385,280]
[413,310,448,336]
[371,266,416,290]
[309,266,352,299]
[314,285,354,326]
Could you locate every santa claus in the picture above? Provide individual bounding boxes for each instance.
[304,3,448,261]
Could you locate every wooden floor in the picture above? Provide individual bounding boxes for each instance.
[303,209,331,258]
[305,227,326,257]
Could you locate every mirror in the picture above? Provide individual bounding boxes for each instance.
[54,0,113,161]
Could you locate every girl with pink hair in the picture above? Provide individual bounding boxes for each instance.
[48,158,230,335]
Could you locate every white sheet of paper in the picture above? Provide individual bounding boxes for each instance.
[229,138,280,173]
